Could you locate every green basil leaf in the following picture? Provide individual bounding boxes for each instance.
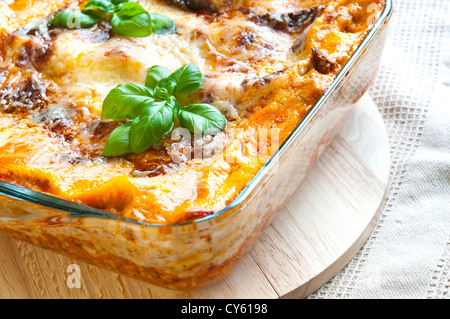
[129,101,174,153]
[150,12,176,34]
[154,87,169,100]
[155,78,177,97]
[179,104,226,134]
[102,121,132,156]
[145,65,172,89]
[111,0,128,4]
[169,63,204,95]
[167,95,180,120]
[82,0,115,21]
[112,0,130,11]
[102,83,154,121]
[49,11,100,29]
[111,2,152,37]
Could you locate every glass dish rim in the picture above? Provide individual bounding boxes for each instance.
[0,0,393,228]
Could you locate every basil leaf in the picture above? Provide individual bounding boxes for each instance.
[129,101,174,153]
[102,121,132,156]
[155,78,177,97]
[82,0,115,21]
[154,87,170,100]
[102,83,154,121]
[179,104,226,134]
[111,2,152,37]
[112,0,129,11]
[167,95,180,120]
[50,11,99,29]
[150,12,176,34]
[145,65,172,89]
[169,64,204,95]
[111,0,128,4]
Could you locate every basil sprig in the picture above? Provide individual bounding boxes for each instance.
[102,64,226,157]
[49,0,176,37]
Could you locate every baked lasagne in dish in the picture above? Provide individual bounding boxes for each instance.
[0,0,383,224]
[0,0,389,289]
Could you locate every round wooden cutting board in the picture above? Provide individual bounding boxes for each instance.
[0,94,391,299]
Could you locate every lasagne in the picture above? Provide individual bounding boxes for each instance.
[0,0,383,224]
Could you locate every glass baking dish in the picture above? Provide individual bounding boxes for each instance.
[0,0,392,290]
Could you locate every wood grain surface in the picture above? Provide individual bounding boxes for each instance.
[0,94,391,299]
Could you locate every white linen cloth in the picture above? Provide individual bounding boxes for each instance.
[309,0,450,299]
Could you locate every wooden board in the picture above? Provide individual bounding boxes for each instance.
[0,94,391,299]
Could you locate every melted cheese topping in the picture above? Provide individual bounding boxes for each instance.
[0,0,384,224]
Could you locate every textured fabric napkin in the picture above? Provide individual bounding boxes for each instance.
[309,0,450,299]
